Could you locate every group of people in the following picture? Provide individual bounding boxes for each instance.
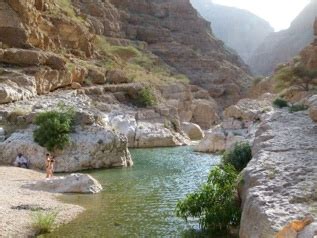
[14,152,55,178]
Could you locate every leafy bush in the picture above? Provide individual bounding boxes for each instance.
[273,63,317,91]
[222,142,252,172]
[289,104,308,113]
[33,104,75,152]
[32,211,57,235]
[176,164,240,231]
[136,87,157,107]
[273,98,288,108]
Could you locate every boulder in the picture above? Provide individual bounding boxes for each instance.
[23,173,102,194]
[71,82,81,89]
[191,99,219,129]
[224,98,271,122]
[87,68,106,84]
[106,69,130,84]
[133,122,187,148]
[194,127,247,153]
[0,126,133,172]
[181,122,204,140]
[194,128,226,153]
[308,95,317,122]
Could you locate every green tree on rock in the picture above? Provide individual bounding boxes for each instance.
[33,104,75,152]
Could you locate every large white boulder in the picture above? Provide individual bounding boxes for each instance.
[181,122,204,140]
[23,173,102,194]
[194,127,247,153]
[133,122,187,148]
[0,125,133,172]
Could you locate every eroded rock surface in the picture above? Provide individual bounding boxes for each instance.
[23,173,103,194]
[240,110,317,237]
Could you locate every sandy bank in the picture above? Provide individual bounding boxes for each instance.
[0,166,84,237]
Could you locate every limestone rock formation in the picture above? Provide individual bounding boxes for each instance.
[249,0,317,75]
[0,126,132,172]
[239,110,317,237]
[23,173,103,194]
[195,96,273,153]
[73,0,252,107]
[191,0,273,63]
[181,122,204,141]
[110,113,190,148]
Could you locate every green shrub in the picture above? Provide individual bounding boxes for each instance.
[273,98,288,108]
[33,104,75,152]
[176,164,240,231]
[289,104,308,113]
[32,211,57,235]
[136,87,157,107]
[222,142,252,172]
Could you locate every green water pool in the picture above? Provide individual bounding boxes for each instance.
[45,146,236,237]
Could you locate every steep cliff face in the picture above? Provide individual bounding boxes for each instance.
[249,0,317,76]
[73,0,252,107]
[190,0,274,64]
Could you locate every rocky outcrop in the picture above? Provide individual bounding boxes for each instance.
[23,174,103,194]
[194,96,272,153]
[109,112,190,148]
[73,0,252,107]
[181,122,204,140]
[194,126,247,153]
[0,126,132,172]
[249,0,317,75]
[190,0,273,63]
[240,110,317,237]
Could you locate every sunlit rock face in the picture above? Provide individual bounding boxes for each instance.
[73,0,252,108]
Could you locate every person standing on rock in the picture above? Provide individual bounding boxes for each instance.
[45,153,55,178]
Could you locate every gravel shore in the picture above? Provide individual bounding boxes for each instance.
[0,166,84,237]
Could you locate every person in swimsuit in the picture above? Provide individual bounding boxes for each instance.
[45,153,55,178]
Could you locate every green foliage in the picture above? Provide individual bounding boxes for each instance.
[33,103,75,152]
[136,87,157,107]
[273,98,288,108]
[273,66,294,91]
[273,63,317,91]
[289,104,308,113]
[176,164,240,231]
[222,142,252,172]
[32,211,57,235]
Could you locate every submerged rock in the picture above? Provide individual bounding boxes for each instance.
[23,173,102,194]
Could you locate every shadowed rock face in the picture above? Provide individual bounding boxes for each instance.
[190,0,274,64]
[73,0,252,107]
[249,0,317,76]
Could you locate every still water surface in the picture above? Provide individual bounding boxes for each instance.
[45,147,235,237]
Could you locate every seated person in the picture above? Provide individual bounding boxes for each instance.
[14,153,29,169]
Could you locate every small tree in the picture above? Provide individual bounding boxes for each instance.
[176,164,240,231]
[292,64,317,91]
[274,64,317,91]
[33,104,75,152]
[222,142,252,172]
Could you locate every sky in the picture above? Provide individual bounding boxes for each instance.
[212,0,311,31]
